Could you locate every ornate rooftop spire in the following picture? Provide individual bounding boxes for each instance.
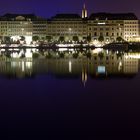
[82,3,88,19]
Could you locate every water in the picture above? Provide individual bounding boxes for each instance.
[0,49,140,139]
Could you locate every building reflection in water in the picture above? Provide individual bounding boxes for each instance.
[0,50,139,86]
[0,60,33,79]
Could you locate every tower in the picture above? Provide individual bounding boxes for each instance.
[82,3,88,19]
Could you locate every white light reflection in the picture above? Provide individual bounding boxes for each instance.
[118,61,122,71]
[25,49,32,58]
[26,62,32,69]
[69,60,72,73]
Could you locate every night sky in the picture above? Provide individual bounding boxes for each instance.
[0,0,140,18]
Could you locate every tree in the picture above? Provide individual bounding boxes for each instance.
[46,52,53,59]
[32,36,39,41]
[98,36,104,42]
[73,36,79,42]
[87,35,91,43]
[41,37,45,41]
[4,36,11,44]
[86,51,92,59]
[72,52,78,59]
[32,52,40,59]
[59,52,64,58]
[0,36,2,40]
[16,40,20,44]
[5,51,11,58]
[116,36,123,42]
[59,36,65,42]
[20,36,25,41]
[46,36,52,42]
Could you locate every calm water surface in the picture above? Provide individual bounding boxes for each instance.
[0,49,140,139]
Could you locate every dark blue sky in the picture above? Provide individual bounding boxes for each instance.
[0,0,140,18]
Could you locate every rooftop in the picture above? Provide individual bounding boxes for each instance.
[50,14,82,21]
[89,13,138,20]
[0,13,47,21]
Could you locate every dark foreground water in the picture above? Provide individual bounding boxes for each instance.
[0,49,140,139]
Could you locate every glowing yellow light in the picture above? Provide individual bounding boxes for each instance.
[69,61,72,73]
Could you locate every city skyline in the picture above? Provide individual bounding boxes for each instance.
[0,0,140,18]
